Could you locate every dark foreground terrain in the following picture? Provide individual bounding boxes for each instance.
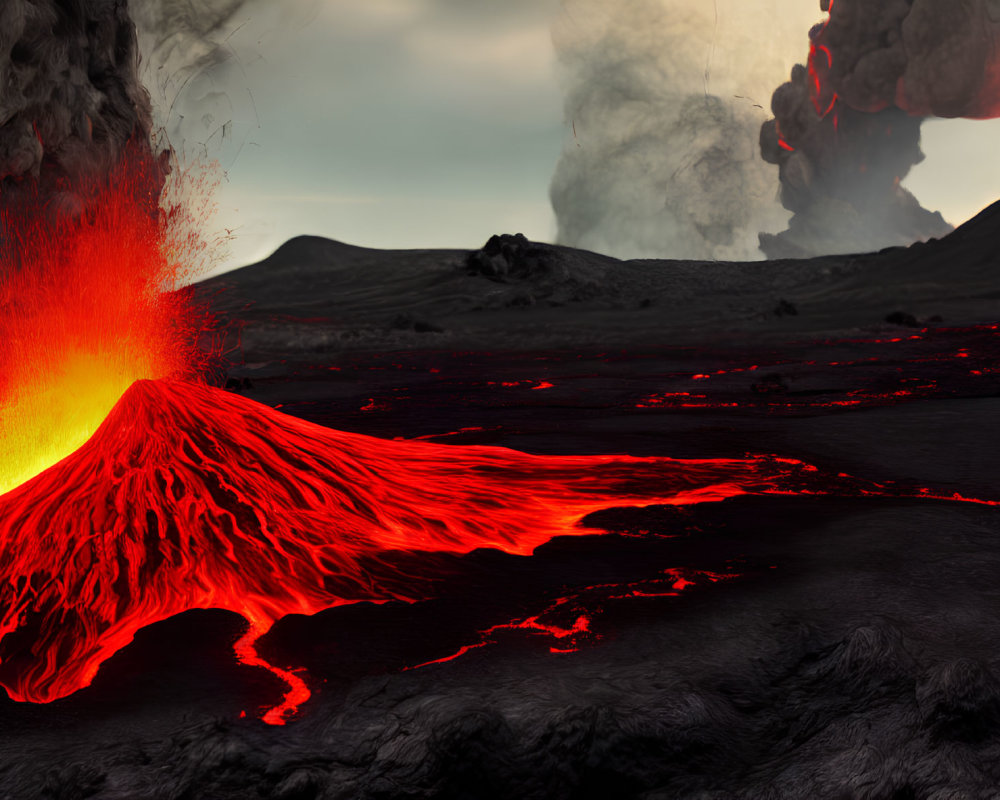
[1,204,999,799]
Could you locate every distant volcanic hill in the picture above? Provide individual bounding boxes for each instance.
[0,379,861,719]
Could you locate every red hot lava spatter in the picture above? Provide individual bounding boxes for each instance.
[0,143,212,495]
[0,380,995,724]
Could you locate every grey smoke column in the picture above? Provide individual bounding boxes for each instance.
[760,0,1000,259]
[549,0,792,262]
[0,0,260,229]
[0,0,157,210]
[0,0,299,232]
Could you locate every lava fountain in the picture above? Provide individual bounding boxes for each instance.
[0,146,206,495]
[0,0,210,495]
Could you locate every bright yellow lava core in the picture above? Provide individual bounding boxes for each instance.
[0,352,151,496]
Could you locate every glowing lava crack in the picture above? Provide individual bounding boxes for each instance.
[0,379,990,724]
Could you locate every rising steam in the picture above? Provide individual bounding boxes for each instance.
[548,0,808,262]
[129,0,248,160]
[0,0,256,230]
[130,0,319,162]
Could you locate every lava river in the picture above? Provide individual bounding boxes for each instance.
[0,379,992,723]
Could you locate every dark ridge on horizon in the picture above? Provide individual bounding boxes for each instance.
[193,195,1000,360]
[214,192,1000,282]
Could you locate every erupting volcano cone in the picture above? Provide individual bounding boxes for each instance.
[0,379,928,718]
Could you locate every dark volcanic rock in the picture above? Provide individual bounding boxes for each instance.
[917,659,1000,744]
[390,314,445,334]
[886,311,920,328]
[751,373,790,395]
[195,198,1000,362]
[465,233,566,283]
[773,299,798,317]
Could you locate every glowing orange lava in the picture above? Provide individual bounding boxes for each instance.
[0,377,941,725]
[404,567,739,669]
[0,145,207,495]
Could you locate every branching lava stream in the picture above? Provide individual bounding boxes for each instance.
[0,379,994,724]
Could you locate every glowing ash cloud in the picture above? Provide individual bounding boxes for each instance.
[760,0,1000,259]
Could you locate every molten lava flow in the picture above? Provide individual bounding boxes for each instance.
[0,146,205,496]
[406,567,740,669]
[0,378,926,723]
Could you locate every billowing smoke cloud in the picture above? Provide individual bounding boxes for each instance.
[760,0,1000,259]
[0,0,319,244]
[0,0,156,210]
[549,0,806,262]
[820,0,1000,119]
[0,0,255,227]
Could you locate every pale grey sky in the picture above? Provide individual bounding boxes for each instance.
[169,0,1000,274]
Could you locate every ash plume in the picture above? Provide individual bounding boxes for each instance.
[760,0,1000,259]
[0,0,161,227]
[0,0,311,219]
[549,0,800,262]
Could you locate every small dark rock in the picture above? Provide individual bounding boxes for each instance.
[271,768,325,800]
[224,377,254,391]
[751,373,789,394]
[823,624,915,695]
[916,658,1000,743]
[465,233,558,283]
[885,311,919,328]
[391,314,444,333]
[773,299,798,317]
[42,762,106,800]
[506,292,535,307]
